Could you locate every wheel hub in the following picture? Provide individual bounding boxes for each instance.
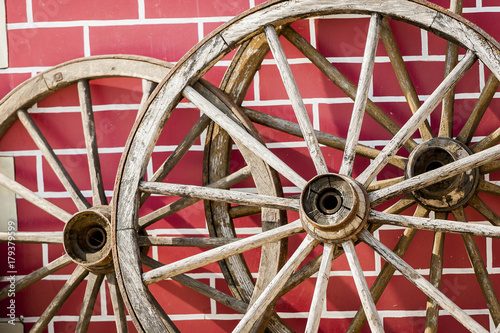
[300,174,369,243]
[405,137,479,211]
[63,206,113,273]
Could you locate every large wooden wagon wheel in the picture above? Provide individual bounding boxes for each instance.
[0,55,173,331]
[114,0,500,332]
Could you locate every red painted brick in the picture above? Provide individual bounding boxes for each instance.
[55,320,137,333]
[8,27,85,67]
[17,197,76,231]
[282,317,371,333]
[377,274,428,310]
[378,19,423,57]
[379,228,433,270]
[11,156,38,191]
[440,274,488,309]
[0,73,31,99]
[145,0,249,18]
[156,108,203,146]
[150,150,204,185]
[5,0,27,23]
[463,12,500,44]
[493,238,500,268]
[38,77,144,107]
[32,0,138,22]
[156,240,222,274]
[259,62,362,101]
[140,197,208,229]
[42,153,91,193]
[384,314,490,333]
[326,275,377,311]
[276,276,315,312]
[90,24,198,63]
[175,319,240,332]
[148,279,212,314]
[0,242,43,275]
[316,18,372,58]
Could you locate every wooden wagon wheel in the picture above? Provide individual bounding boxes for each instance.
[113,0,500,332]
[0,55,173,331]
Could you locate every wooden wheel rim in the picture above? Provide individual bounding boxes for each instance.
[0,55,172,332]
[113,1,500,332]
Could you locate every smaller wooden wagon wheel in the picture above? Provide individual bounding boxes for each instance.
[0,55,172,332]
[114,0,500,332]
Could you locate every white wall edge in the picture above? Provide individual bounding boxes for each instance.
[0,0,7,69]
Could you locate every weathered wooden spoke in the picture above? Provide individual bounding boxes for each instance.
[369,210,500,238]
[425,212,447,333]
[452,207,500,326]
[0,254,72,300]
[305,243,335,333]
[477,179,500,197]
[78,79,107,206]
[106,272,128,333]
[369,142,500,207]
[243,107,408,170]
[17,108,91,211]
[265,25,328,175]
[0,231,62,244]
[347,204,427,332]
[76,273,105,332]
[112,1,500,332]
[142,221,304,285]
[340,14,381,177]
[456,75,500,145]
[233,236,319,333]
[359,229,488,333]
[281,26,417,152]
[357,51,477,187]
[139,166,251,228]
[0,55,173,331]
[468,194,500,226]
[379,17,434,142]
[139,181,300,211]
[438,0,463,139]
[31,265,89,333]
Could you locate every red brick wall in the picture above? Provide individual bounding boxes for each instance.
[2,0,500,332]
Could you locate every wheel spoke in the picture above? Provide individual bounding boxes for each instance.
[139,181,300,212]
[438,0,463,138]
[348,205,426,333]
[141,255,247,313]
[305,243,335,333]
[340,14,382,176]
[468,194,500,226]
[357,51,477,187]
[244,107,407,169]
[359,229,488,333]
[78,79,107,206]
[0,172,72,222]
[0,231,62,244]
[234,235,320,333]
[380,17,434,141]
[477,179,500,196]
[142,220,304,285]
[264,25,328,175]
[138,235,235,247]
[369,142,500,207]
[471,127,500,153]
[369,210,500,238]
[183,85,307,189]
[0,254,72,300]
[106,272,128,333]
[139,165,251,228]
[425,212,447,333]
[366,176,405,193]
[452,207,500,326]
[17,109,91,210]
[229,205,261,219]
[480,160,500,175]
[75,273,105,333]
[140,115,211,205]
[138,80,158,120]
[343,239,383,332]
[281,26,417,152]
[456,75,500,145]
[30,265,89,333]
